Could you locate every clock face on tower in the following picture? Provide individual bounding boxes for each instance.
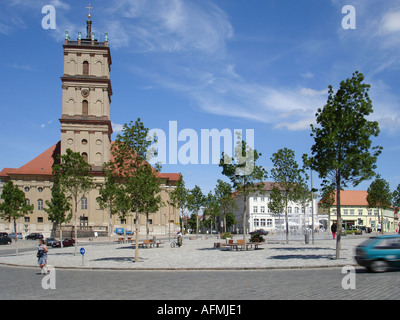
[81,88,90,98]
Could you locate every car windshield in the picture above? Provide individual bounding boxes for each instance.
[358,238,376,247]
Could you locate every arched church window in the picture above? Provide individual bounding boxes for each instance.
[83,61,89,75]
[82,152,88,162]
[82,100,88,116]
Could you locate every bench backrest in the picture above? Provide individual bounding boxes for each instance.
[228,239,234,244]
[237,239,245,245]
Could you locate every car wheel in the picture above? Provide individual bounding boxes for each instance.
[370,260,389,273]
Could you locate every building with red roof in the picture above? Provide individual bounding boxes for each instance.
[320,190,397,233]
[0,17,180,237]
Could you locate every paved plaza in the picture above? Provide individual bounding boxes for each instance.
[0,233,372,270]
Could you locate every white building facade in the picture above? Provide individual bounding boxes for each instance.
[233,182,323,234]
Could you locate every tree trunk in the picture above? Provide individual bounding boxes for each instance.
[285,204,289,245]
[13,218,18,256]
[135,209,139,263]
[336,177,341,260]
[243,196,247,250]
[60,223,63,249]
[74,199,78,256]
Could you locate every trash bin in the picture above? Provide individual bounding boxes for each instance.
[305,233,310,244]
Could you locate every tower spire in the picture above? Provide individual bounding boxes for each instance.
[86,3,93,19]
[85,3,93,39]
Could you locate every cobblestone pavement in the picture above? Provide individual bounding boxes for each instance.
[0,234,371,270]
[0,265,399,300]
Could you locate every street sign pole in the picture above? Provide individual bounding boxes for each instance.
[80,247,85,266]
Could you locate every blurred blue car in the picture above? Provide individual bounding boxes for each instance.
[355,235,400,273]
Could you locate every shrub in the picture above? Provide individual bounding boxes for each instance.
[220,232,232,239]
[249,232,264,243]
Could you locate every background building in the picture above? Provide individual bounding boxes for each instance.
[232,182,321,234]
[0,16,180,238]
[321,190,397,232]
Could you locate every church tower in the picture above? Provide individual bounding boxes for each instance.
[60,12,112,170]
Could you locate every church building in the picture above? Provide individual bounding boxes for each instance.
[0,14,180,238]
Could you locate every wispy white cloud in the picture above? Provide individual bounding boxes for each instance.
[102,0,233,54]
[112,122,124,133]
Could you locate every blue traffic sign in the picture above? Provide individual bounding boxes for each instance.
[80,248,85,255]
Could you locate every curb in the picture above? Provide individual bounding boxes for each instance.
[0,261,357,271]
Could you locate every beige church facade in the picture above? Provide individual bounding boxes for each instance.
[0,18,180,238]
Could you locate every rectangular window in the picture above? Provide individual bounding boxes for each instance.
[260,206,265,213]
[267,219,273,227]
[24,217,30,223]
[358,209,363,216]
[37,217,43,223]
[350,209,355,215]
[253,206,258,213]
[37,199,43,211]
[260,219,266,227]
[344,209,348,215]
[254,219,259,227]
[253,196,257,202]
[81,197,87,210]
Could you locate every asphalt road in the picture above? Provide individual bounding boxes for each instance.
[0,265,399,301]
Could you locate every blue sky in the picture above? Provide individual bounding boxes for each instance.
[1,0,400,196]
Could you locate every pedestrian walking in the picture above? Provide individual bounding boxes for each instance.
[177,230,183,247]
[331,222,337,240]
[37,239,49,274]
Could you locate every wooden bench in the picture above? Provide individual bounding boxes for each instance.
[154,239,163,247]
[117,237,125,244]
[223,239,266,250]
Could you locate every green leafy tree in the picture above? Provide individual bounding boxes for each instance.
[53,148,95,256]
[110,118,161,262]
[45,179,72,247]
[0,181,33,254]
[308,71,382,259]
[97,163,122,243]
[219,133,268,245]
[137,164,164,239]
[170,175,188,233]
[268,186,285,232]
[270,148,307,244]
[393,184,400,212]
[187,185,206,236]
[367,175,392,234]
[214,179,237,233]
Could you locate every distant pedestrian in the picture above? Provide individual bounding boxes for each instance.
[176,231,183,247]
[331,222,337,240]
[398,222,400,235]
[37,239,49,274]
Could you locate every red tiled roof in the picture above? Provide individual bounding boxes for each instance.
[0,140,180,182]
[0,142,60,177]
[331,190,369,206]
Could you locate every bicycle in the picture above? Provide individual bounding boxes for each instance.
[170,237,182,248]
